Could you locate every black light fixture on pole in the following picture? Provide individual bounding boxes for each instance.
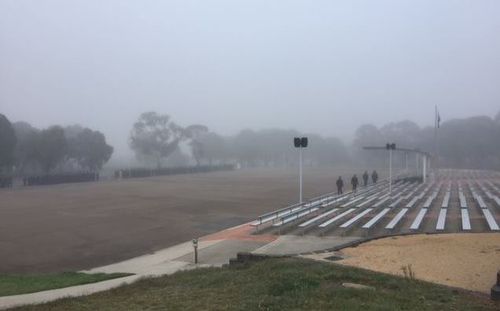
[386,143,396,195]
[294,137,308,203]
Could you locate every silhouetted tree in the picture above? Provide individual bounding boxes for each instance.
[185,124,209,166]
[35,126,67,173]
[197,132,228,165]
[68,128,114,171]
[12,121,39,174]
[0,114,17,173]
[129,112,185,168]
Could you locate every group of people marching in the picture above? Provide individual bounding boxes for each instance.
[336,170,378,195]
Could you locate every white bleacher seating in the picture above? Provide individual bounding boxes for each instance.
[318,208,356,228]
[385,208,408,229]
[410,208,427,230]
[362,208,390,229]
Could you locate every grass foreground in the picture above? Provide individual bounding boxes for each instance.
[12,258,498,311]
[0,272,132,297]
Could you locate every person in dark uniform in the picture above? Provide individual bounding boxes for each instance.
[372,170,378,184]
[362,171,369,187]
[336,176,344,195]
[351,174,359,193]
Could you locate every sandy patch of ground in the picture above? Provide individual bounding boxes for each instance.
[338,233,500,293]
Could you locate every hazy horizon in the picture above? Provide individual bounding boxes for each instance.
[2,0,500,157]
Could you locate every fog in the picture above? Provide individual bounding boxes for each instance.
[1,0,500,158]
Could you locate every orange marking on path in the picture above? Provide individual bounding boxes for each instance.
[201,223,278,242]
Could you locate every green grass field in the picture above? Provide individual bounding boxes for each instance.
[12,258,498,311]
[0,272,132,297]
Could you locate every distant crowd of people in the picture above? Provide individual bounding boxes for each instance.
[23,173,99,186]
[0,176,13,188]
[114,164,235,179]
[336,170,378,195]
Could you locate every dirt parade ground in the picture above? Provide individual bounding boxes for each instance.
[0,167,361,274]
[337,233,500,294]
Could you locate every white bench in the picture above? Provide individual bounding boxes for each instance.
[385,208,409,229]
[357,195,379,208]
[423,194,437,208]
[482,209,500,231]
[459,192,467,208]
[373,197,391,208]
[299,208,338,227]
[341,196,366,208]
[273,207,320,226]
[389,197,404,208]
[362,208,391,229]
[475,194,487,209]
[436,208,447,230]
[441,192,450,208]
[461,209,471,231]
[254,206,303,225]
[493,196,500,207]
[405,196,420,208]
[318,208,356,228]
[410,208,427,230]
[340,208,373,228]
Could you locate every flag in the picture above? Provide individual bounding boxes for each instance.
[435,106,441,129]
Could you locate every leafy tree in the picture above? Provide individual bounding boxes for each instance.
[196,132,228,165]
[68,128,114,171]
[185,124,209,166]
[0,114,17,172]
[380,120,420,148]
[129,112,185,168]
[35,126,68,173]
[12,121,39,174]
[64,125,85,140]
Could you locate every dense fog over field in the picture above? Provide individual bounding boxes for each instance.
[1,1,500,168]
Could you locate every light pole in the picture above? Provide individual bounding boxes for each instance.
[363,146,430,186]
[294,137,308,204]
[386,143,396,196]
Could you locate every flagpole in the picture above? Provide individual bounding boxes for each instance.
[434,105,439,178]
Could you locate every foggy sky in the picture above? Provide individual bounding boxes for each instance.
[1,0,500,156]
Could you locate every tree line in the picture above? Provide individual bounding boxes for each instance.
[0,114,113,176]
[353,110,500,170]
[128,112,351,169]
[129,110,500,171]
[2,109,500,178]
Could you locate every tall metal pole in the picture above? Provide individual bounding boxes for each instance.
[423,155,427,183]
[416,153,419,177]
[434,105,439,178]
[405,152,408,172]
[389,148,393,196]
[299,147,303,204]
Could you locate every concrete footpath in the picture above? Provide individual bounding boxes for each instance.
[0,223,359,310]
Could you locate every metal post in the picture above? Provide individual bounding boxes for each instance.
[389,148,393,196]
[192,239,198,264]
[299,147,303,204]
[416,153,419,177]
[405,152,408,173]
[423,155,427,183]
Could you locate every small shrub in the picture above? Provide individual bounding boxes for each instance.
[401,264,416,280]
